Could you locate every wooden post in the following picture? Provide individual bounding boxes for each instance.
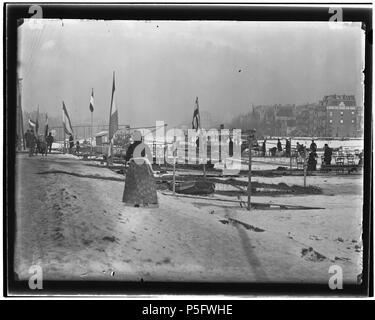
[107,140,113,167]
[247,136,252,211]
[303,146,307,187]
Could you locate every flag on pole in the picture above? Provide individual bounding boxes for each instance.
[28,118,36,128]
[192,97,200,131]
[89,88,94,112]
[62,101,74,135]
[108,72,118,160]
[44,113,49,138]
[108,72,118,142]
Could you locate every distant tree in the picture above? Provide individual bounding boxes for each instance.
[113,130,131,148]
[227,109,265,136]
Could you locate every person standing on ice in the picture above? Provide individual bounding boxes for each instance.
[262,139,267,157]
[323,143,332,165]
[307,151,317,171]
[24,130,31,149]
[310,139,317,153]
[46,132,54,153]
[277,138,282,152]
[76,141,80,155]
[297,142,305,156]
[28,129,37,157]
[69,134,74,153]
[358,151,363,166]
[125,131,145,163]
[122,129,157,207]
[285,139,291,157]
[229,137,234,157]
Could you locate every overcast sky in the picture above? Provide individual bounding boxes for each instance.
[19,20,364,127]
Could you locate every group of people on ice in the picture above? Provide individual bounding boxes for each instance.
[24,129,54,157]
[258,138,292,157]
[256,137,335,171]
[68,133,81,154]
[23,127,85,158]
[305,141,333,171]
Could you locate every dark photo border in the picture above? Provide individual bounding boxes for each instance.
[3,2,373,297]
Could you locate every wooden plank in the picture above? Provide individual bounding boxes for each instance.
[161,192,324,210]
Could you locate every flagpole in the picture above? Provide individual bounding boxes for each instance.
[63,129,66,154]
[108,142,112,167]
[90,110,93,156]
[108,77,112,168]
[108,72,115,168]
[62,102,66,154]
[37,105,39,136]
[89,87,94,157]
[107,71,118,166]
[202,129,206,180]
[173,135,176,195]
[198,97,206,180]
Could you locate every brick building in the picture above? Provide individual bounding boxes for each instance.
[321,94,361,137]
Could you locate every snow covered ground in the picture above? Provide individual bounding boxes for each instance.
[14,153,363,285]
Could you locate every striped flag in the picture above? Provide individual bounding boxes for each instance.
[108,72,118,141]
[192,97,200,131]
[28,118,36,128]
[44,113,49,138]
[62,101,74,135]
[108,72,118,160]
[89,88,94,112]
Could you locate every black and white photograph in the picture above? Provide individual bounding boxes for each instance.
[3,3,372,299]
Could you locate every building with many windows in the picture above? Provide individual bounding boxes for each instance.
[229,94,363,138]
[321,94,361,137]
